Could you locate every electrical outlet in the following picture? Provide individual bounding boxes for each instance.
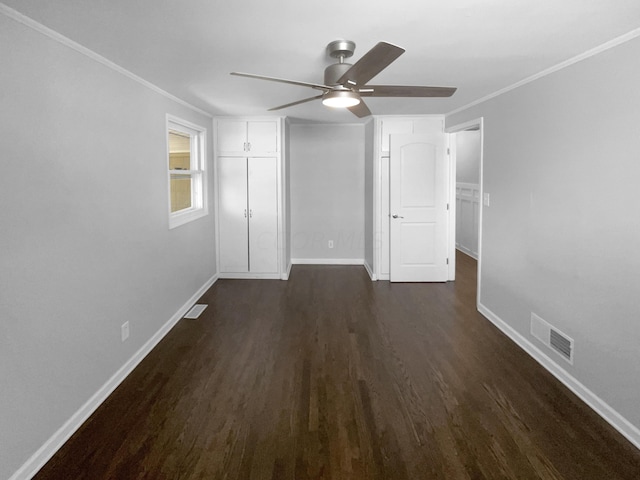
[121,321,130,342]
[328,240,334,249]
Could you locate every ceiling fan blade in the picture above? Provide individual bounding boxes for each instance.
[337,42,405,87]
[348,100,372,118]
[268,95,324,111]
[358,85,457,97]
[231,72,331,91]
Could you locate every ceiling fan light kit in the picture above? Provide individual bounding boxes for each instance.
[230,39,457,118]
[322,89,361,108]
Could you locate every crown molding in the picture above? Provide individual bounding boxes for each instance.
[447,27,640,116]
[0,3,213,118]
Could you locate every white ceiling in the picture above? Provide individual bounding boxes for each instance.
[4,0,640,123]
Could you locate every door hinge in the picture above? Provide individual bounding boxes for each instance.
[446,258,449,265]
[447,147,450,155]
[447,203,450,210]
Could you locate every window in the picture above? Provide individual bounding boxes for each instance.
[167,115,208,228]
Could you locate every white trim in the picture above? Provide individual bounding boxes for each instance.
[363,260,376,281]
[168,205,209,229]
[290,122,365,128]
[445,117,484,308]
[445,118,483,134]
[447,134,456,281]
[0,3,212,118]
[373,119,383,280]
[447,27,640,116]
[291,258,365,265]
[167,115,209,229]
[280,261,293,280]
[478,302,640,451]
[456,246,478,262]
[9,274,218,480]
[454,183,480,260]
[168,206,207,230]
[372,114,446,120]
[218,272,281,279]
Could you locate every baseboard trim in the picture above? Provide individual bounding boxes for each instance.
[280,261,293,280]
[218,272,280,279]
[363,260,377,281]
[291,258,364,265]
[9,274,218,480]
[478,302,640,451]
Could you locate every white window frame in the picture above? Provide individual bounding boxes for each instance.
[167,115,208,229]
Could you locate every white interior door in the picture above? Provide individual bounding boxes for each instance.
[218,157,249,273]
[390,134,448,282]
[248,157,278,273]
[380,156,390,276]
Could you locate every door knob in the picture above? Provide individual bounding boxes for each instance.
[392,214,404,219]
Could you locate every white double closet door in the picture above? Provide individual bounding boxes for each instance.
[218,157,278,273]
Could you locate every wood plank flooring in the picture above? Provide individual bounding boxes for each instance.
[34,253,640,479]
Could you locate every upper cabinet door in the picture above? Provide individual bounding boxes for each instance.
[217,120,247,155]
[216,119,279,156]
[247,121,278,155]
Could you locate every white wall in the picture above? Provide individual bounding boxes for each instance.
[447,35,640,445]
[455,130,481,184]
[290,124,365,262]
[0,13,216,479]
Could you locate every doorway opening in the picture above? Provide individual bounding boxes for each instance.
[446,118,484,306]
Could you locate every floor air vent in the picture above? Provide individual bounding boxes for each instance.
[549,329,573,362]
[184,304,207,319]
[531,313,574,364]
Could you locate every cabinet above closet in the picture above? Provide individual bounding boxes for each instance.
[215,119,279,156]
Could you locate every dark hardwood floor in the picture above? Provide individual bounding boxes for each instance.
[35,252,640,479]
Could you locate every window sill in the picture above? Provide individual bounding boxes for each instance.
[169,207,208,229]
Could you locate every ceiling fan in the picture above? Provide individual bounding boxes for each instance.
[231,40,457,118]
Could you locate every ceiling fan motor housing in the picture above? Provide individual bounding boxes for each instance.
[324,63,352,86]
[324,39,356,86]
